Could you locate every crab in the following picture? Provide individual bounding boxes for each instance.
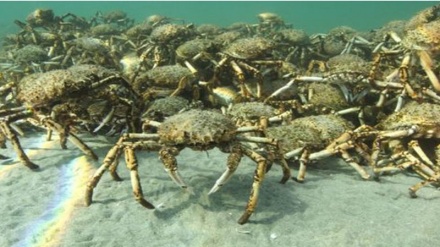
[0,64,141,169]
[175,38,220,80]
[282,81,367,123]
[85,109,287,224]
[142,96,200,123]
[89,23,121,36]
[136,23,196,69]
[265,53,404,123]
[132,64,199,101]
[16,9,94,33]
[253,12,290,36]
[124,22,153,45]
[196,24,223,38]
[224,101,292,129]
[215,36,283,99]
[374,4,440,103]
[61,37,122,69]
[273,28,322,67]
[0,44,63,75]
[95,10,134,28]
[317,26,373,57]
[213,30,244,47]
[24,9,57,28]
[145,14,175,27]
[263,114,371,182]
[362,101,440,197]
[256,13,287,29]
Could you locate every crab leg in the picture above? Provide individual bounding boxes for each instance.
[238,147,268,224]
[0,109,39,169]
[0,121,39,169]
[409,140,435,168]
[43,118,98,160]
[209,144,242,194]
[409,172,440,198]
[85,141,123,206]
[296,148,310,182]
[418,50,440,92]
[124,146,155,208]
[159,146,188,188]
[93,106,116,133]
[230,60,249,98]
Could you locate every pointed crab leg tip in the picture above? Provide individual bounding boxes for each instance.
[85,189,94,206]
[237,214,251,225]
[208,185,222,195]
[24,162,40,170]
[140,200,155,209]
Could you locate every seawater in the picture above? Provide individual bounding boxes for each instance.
[0,1,437,36]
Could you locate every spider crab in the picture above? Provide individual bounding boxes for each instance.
[374,4,440,104]
[360,101,440,197]
[0,64,140,169]
[85,109,288,224]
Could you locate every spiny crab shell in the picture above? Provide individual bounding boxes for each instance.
[133,64,195,93]
[377,101,440,130]
[306,82,350,110]
[326,53,370,76]
[404,19,440,55]
[226,102,279,121]
[267,114,354,152]
[16,64,118,106]
[157,109,237,146]
[403,4,440,54]
[223,37,275,60]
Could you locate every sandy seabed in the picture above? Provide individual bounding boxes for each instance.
[1,133,440,247]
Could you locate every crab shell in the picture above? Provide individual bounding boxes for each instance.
[175,39,219,60]
[157,109,237,147]
[267,114,354,152]
[377,101,440,131]
[16,65,118,106]
[223,37,275,60]
[143,96,189,119]
[26,9,54,26]
[306,82,350,111]
[405,4,440,31]
[150,24,191,44]
[403,19,440,55]
[133,65,195,93]
[276,29,310,45]
[227,102,278,121]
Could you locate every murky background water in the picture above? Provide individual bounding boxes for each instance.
[0,1,437,36]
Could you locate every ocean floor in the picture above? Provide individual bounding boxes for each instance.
[1,132,440,247]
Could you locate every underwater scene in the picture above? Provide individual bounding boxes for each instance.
[1,1,440,246]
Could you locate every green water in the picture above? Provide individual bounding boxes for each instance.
[0,1,437,35]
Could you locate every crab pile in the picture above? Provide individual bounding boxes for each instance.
[2,5,440,224]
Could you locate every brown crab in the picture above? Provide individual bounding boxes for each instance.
[374,4,440,102]
[263,114,371,182]
[85,109,285,224]
[62,37,122,69]
[265,54,404,123]
[175,38,220,80]
[318,26,373,57]
[273,28,320,67]
[137,23,196,69]
[0,64,140,169]
[215,36,282,99]
[132,64,199,101]
[224,101,292,129]
[362,101,440,197]
[255,12,290,35]
[95,10,134,28]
